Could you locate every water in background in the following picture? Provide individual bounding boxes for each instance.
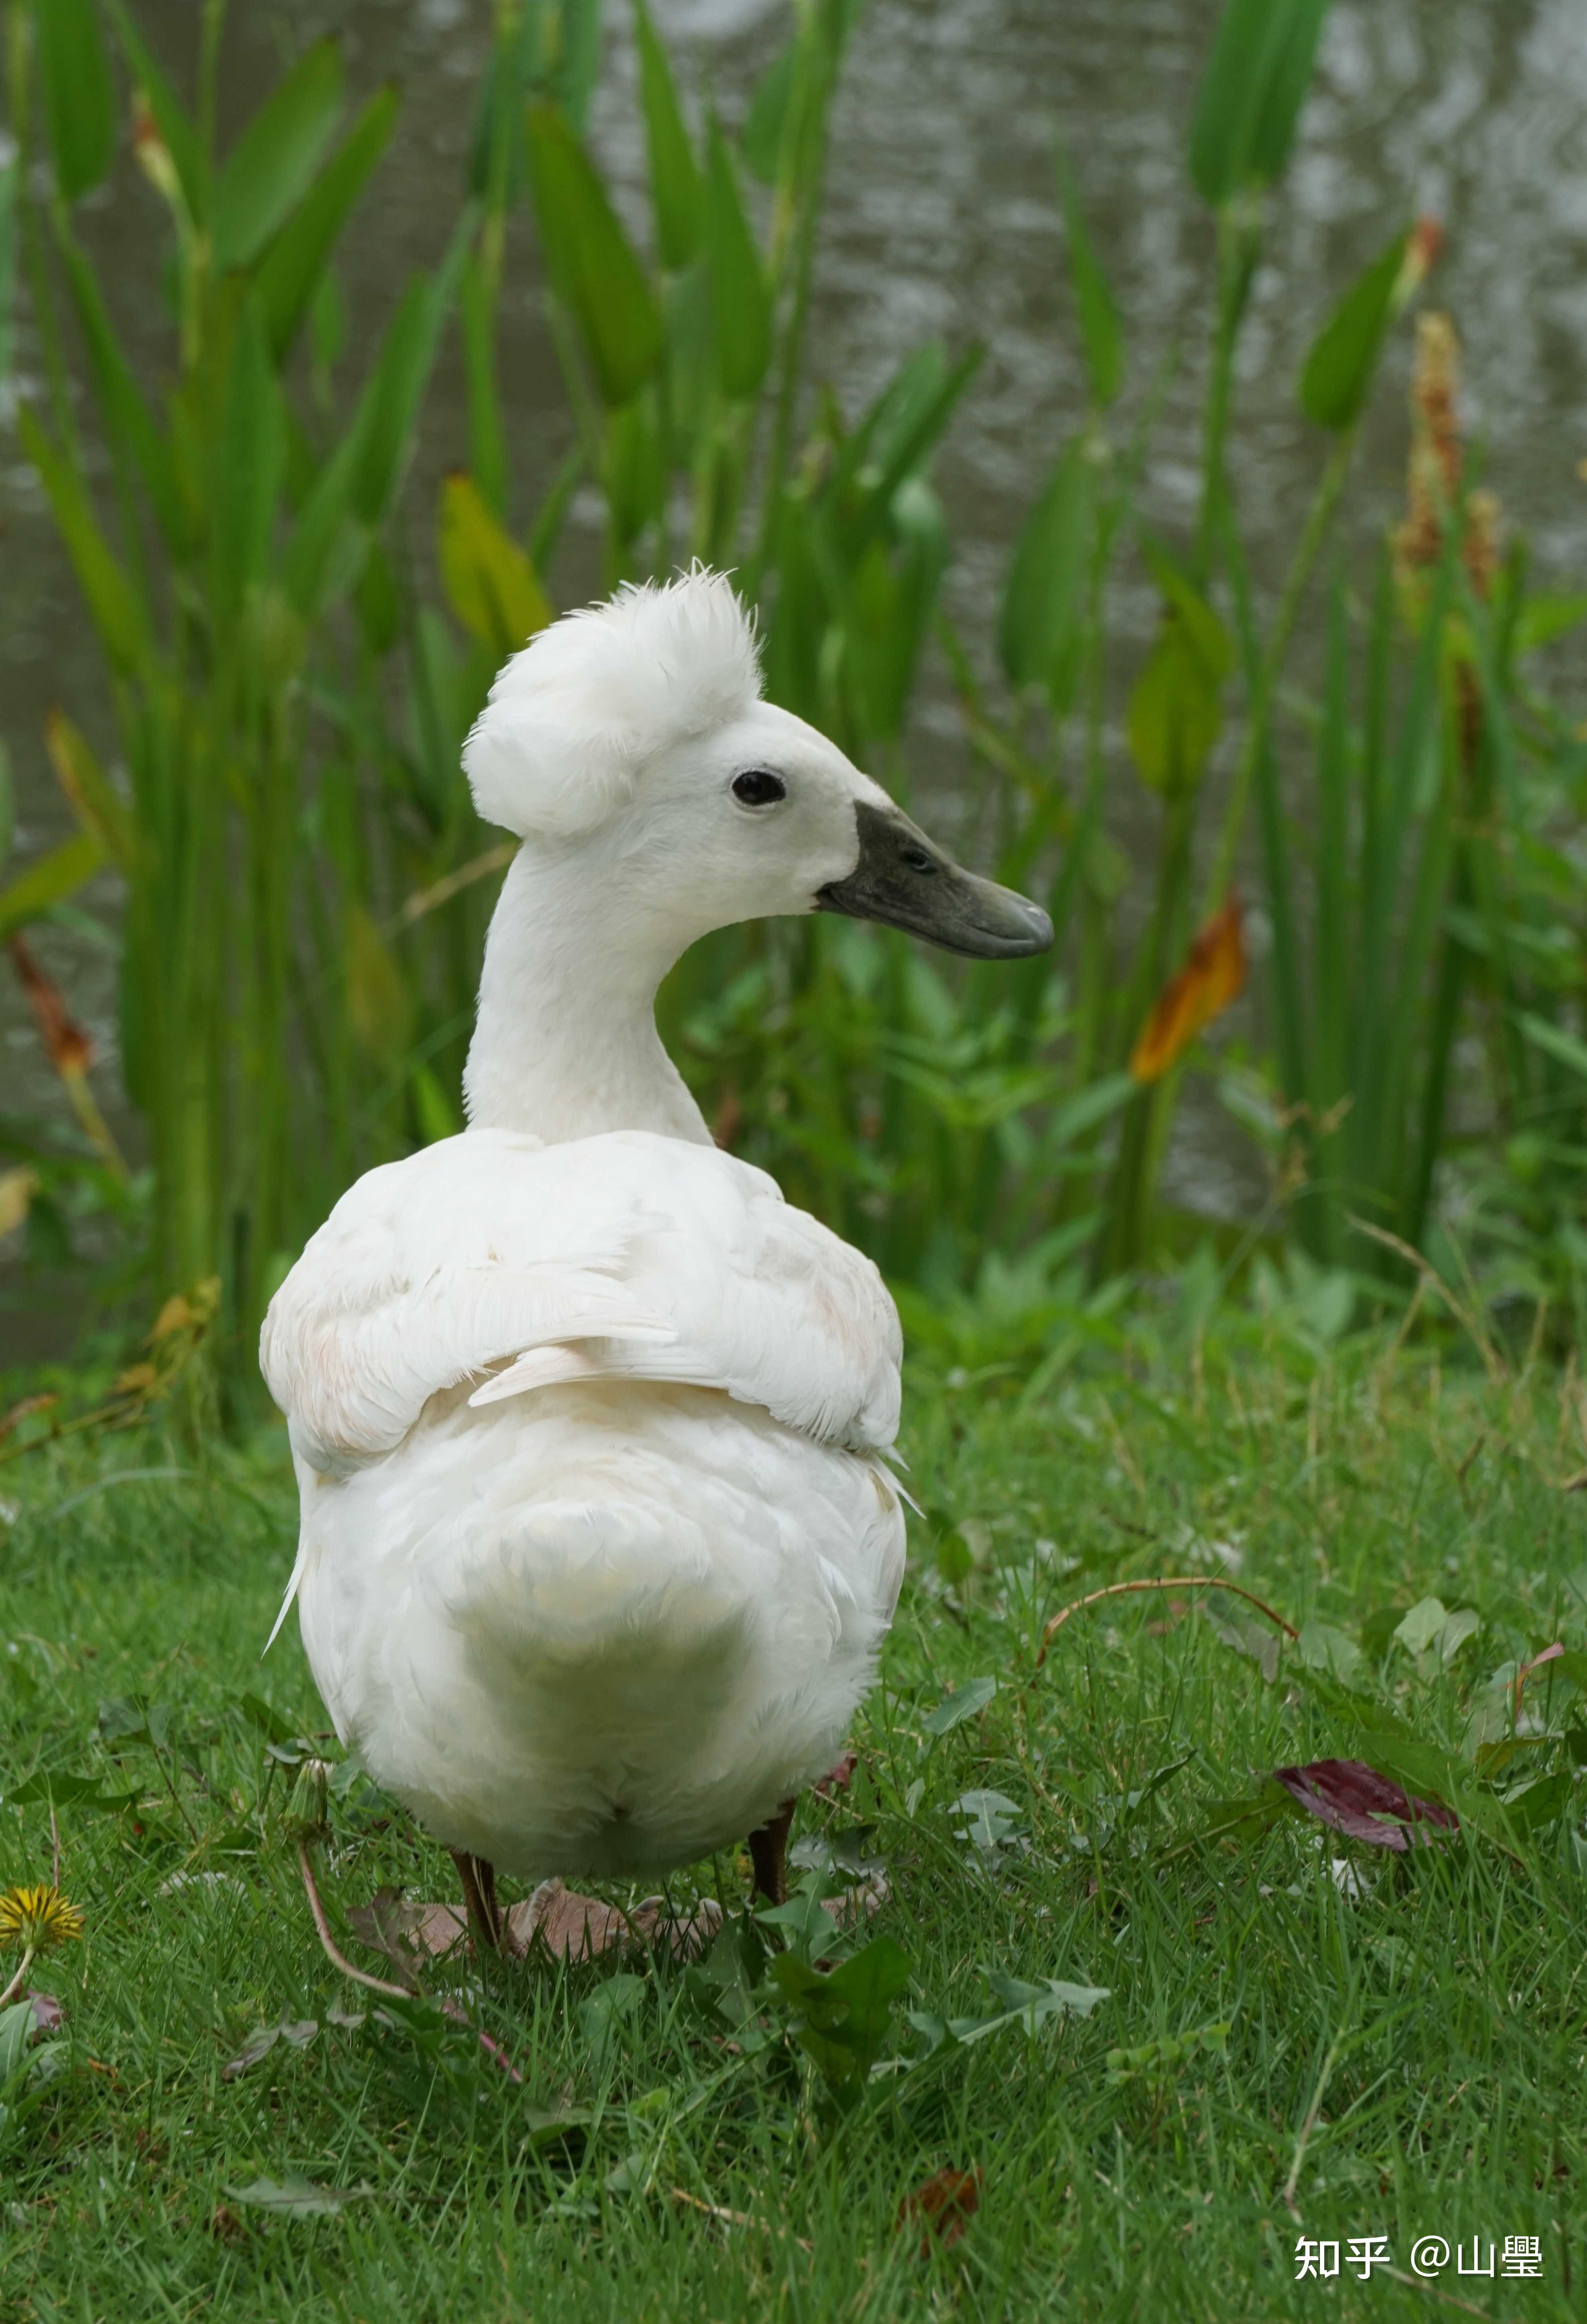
[3,0,1585,1334]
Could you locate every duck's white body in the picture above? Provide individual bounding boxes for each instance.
[263,1128,904,1878]
[262,572,1046,1895]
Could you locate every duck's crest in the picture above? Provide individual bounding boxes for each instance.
[463,565,763,841]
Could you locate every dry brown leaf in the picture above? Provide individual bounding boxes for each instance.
[505,1881,723,1964]
[1129,898,1247,1083]
[8,935,92,1077]
[0,1392,57,1443]
[896,2166,984,2255]
[1270,1759,1457,1852]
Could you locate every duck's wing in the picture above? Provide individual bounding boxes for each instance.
[261,1128,901,1473]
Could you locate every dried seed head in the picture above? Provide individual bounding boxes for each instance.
[1392,311,1502,611]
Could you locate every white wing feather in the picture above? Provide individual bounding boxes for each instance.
[260,1128,901,1472]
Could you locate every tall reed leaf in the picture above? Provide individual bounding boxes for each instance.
[1188,0,1330,206]
[34,0,116,204]
[705,120,771,400]
[255,86,400,360]
[1299,226,1408,432]
[54,228,190,553]
[350,220,471,528]
[999,438,1092,704]
[212,39,345,272]
[1057,159,1122,410]
[213,300,285,606]
[439,472,554,656]
[634,0,703,270]
[524,100,663,407]
[17,406,147,675]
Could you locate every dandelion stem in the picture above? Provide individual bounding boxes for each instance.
[0,1945,37,2012]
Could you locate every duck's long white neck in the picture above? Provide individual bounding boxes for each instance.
[463,844,713,1147]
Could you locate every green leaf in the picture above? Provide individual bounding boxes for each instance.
[1298,1618,1365,1688]
[213,39,345,273]
[350,217,471,527]
[18,406,148,675]
[634,0,703,270]
[212,299,285,605]
[35,0,117,204]
[254,84,400,360]
[741,43,795,184]
[439,471,554,657]
[44,711,134,871]
[1125,550,1231,797]
[524,100,662,408]
[770,1933,912,2102]
[226,2177,372,2218]
[0,833,108,944]
[1299,227,1408,432]
[1393,1596,1448,1656]
[1513,593,1587,658]
[54,226,190,554]
[1057,158,1122,409]
[2,1767,138,1811]
[704,119,771,401]
[1189,0,1330,206]
[103,0,208,221]
[998,437,1092,701]
[921,1675,997,1734]
[604,389,667,547]
[1517,1011,1587,1085]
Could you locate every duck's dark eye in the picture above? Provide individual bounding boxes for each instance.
[731,768,787,808]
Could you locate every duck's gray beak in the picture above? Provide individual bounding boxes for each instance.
[815,801,1053,960]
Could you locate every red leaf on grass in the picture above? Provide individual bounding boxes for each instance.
[1271,1759,1457,1851]
[896,2166,984,2255]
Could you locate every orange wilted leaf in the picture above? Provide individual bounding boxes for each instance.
[1129,898,1247,1083]
[896,2166,984,2255]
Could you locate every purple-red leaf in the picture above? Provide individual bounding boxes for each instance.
[1270,1758,1458,1851]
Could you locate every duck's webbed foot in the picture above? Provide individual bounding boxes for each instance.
[748,1798,795,1905]
[450,1848,505,1953]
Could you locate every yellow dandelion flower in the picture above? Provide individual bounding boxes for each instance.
[0,1884,85,1952]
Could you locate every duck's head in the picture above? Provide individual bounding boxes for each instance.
[462,568,1052,961]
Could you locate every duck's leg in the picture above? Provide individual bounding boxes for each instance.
[450,1849,504,1953]
[748,1799,795,1905]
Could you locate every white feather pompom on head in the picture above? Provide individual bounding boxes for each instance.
[462,566,764,842]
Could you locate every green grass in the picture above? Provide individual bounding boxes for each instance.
[2,1324,1586,2322]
